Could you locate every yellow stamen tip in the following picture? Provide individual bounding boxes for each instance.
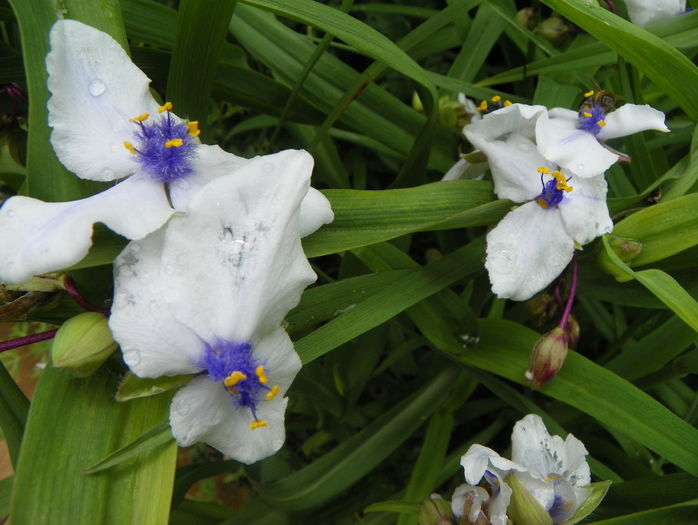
[255,365,268,384]
[266,385,280,401]
[503,100,512,107]
[129,113,149,122]
[123,141,137,155]
[491,95,501,102]
[250,420,268,430]
[187,121,200,136]
[583,111,592,118]
[597,120,606,127]
[584,90,594,97]
[537,167,550,174]
[164,138,183,148]
[477,101,488,112]
[223,371,247,387]
[536,198,549,209]
[158,102,173,113]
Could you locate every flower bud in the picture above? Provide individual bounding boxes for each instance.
[506,473,553,525]
[450,485,492,525]
[52,312,117,377]
[564,315,580,348]
[515,7,536,29]
[608,235,643,263]
[534,15,569,43]
[418,495,455,525]
[525,326,568,389]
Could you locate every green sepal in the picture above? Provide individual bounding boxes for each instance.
[51,312,117,377]
[561,480,612,525]
[116,372,193,401]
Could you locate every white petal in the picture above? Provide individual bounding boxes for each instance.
[109,230,205,377]
[252,328,302,394]
[464,103,548,142]
[485,469,514,525]
[535,114,618,178]
[0,176,172,285]
[485,203,574,301]
[625,0,686,27]
[168,144,248,209]
[548,107,579,121]
[299,187,334,237]
[47,20,159,181]
[442,158,485,181]
[451,484,490,521]
[170,375,289,464]
[559,175,613,245]
[460,444,524,485]
[597,104,669,141]
[161,149,318,343]
[465,131,552,201]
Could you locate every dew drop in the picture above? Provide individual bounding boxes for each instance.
[88,79,106,97]
[576,163,584,171]
[130,243,141,253]
[177,179,190,190]
[102,168,114,179]
[6,209,15,218]
[163,264,174,275]
[148,299,159,311]
[517,142,532,152]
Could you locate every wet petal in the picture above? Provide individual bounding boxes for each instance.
[625,0,686,27]
[559,175,613,245]
[597,104,669,141]
[465,103,548,142]
[170,375,288,464]
[161,149,318,343]
[299,187,334,237]
[485,202,574,301]
[461,444,525,485]
[47,19,159,181]
[0,176,172,285]
[535,115,618,178]
[442,158,487,181]
[109,230,205,377]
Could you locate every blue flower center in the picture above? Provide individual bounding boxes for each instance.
[200,340,280,429]
[535,167,573,209]
[577,103,607,136]
[123,102,199,183]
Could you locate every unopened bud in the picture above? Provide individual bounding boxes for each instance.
[413,91,425,113]
[515,7,536,29]
[419,495,455,525]
[506,473,553,525]
[534,15,569,42]
[52,312,117,377]
[525,326,568,389]
[525,292,558,325]
[451,485,492,524]
[564,315,580,348]
[608,235,643,263]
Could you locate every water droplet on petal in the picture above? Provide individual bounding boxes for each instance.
[178,179,190,190]
[517,142,532,152]
[576,163,584,171]
[130,243,141,253]
[88,79,106,97]
[102,169,114,179]
[6,209,15,218]
[163,264,174,275]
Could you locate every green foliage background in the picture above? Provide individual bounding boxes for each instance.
[0,0,697,523]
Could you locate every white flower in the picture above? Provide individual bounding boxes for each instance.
[465,104,612,301]
[536,100,668,179]
[0,20,332,284]
[624,0,687,27]
[460,415,594,525]
[109,149,322,463]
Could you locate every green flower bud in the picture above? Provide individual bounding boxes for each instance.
[534,15,569,43]
[607,235,643,263]
[525,326,568,389]
[507,473,553,525]
[52,312,117,377]
[515,7,536,29]
[418,496,455,525]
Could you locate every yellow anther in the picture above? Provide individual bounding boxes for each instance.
[491,95,501,102]
[164,138,183,148]
[187,121,200,136]
[583,111,592,118]
[266,385,280,401]
[477,100,488,112]
[536,198,549,209]
[552,170,566,183]
[597,120,607,127]
[537,167,550,174]
[556,183,573,192]
[158,101,173,113]
[223,371,247,388]
[123,141,137,155]
[249,419,268,430]
[503,100,512,107]
[255,365,268,385]
[129,113,149,122]
[584,90,594,97]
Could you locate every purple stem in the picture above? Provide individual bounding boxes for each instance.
[62,278,109,315]
[603,0,617,13]
[559,253,578,329]
[0,329,57,353]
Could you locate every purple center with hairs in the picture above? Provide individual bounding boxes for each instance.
[200,340,267,414]
[133,112,195,182]
[537,178,566,209]
[577,104,606,136]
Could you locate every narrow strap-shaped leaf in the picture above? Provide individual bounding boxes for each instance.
[0,361,28,467]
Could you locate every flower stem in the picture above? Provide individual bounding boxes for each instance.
[62,278,109,315]
[559,253,578,329]
[0,329,57,353]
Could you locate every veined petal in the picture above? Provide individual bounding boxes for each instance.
[109,230,205,378]
[441,158,488,181]
[0,176,172,285]
[485,203,574,301]
[161,149,318,344]
[47,20,159,181]
[535,115,618,178]
[168,144,248,209]
[170,375,289,464]
[625,0,686,27]
[465,103,548,142]
[559,175,613,245]
[596,104,669,141]
[299,187,334,237]
[461,444,526,485]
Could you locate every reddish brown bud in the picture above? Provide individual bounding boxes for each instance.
[525,326,568,389]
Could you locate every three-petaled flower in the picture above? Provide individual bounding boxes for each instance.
[109,149,323,463]
[624,0,687,28]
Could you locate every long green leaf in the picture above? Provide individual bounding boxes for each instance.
[0,361,29,467]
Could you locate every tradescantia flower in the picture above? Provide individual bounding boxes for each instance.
[464,104,612,301]
[458,414,607,525]
[109,149,324,463]
[0,19,332,285]
[536,94,668,179]
[624,0,687,27]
